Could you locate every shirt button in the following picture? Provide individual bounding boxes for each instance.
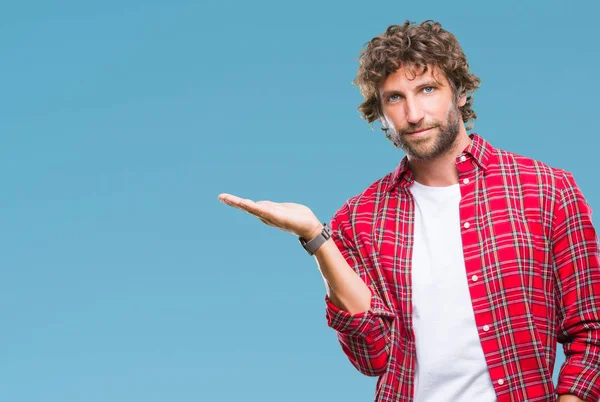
[459,155,467,162]
[497,379,505,385]
[471,275,478,282]
[463,222,470,229]
[483,325,490,331]
[463,178,469,184]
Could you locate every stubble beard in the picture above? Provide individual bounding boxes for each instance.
[388,104,462,161]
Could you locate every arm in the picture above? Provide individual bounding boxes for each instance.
[552,171,600,401]
[217,193,395,376]
[315,207,395,377]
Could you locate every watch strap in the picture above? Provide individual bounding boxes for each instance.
[298,223,333,255]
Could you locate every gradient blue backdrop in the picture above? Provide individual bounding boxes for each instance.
[2,1,598,401]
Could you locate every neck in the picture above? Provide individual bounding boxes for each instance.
[407,127,472,187]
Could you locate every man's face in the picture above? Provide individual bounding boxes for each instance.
[379,65,466,160]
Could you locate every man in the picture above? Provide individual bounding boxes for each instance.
[218,20,600,401]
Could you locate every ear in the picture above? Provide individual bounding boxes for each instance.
[457,92,467,108]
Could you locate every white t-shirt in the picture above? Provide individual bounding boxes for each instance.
[410,180,497,401]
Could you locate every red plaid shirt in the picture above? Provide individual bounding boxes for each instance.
[325,134,600,402]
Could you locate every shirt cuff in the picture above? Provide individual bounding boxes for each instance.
[324,293,395,338]
[555,362,600,401]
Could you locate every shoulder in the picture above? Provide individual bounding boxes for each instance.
[488,143,571,188]
[329,172,393,230]
[485,144,587,221]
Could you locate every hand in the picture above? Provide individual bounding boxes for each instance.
[218,193,324,240]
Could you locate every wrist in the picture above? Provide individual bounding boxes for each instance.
[300,222,324,241]
[298,222,332,256]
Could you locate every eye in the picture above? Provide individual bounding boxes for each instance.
[423,86,435,94]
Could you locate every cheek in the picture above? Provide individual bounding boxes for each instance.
[383,109,404,128]
[423,99,444,114]
[380,110,392,127]
[422,103,449,122]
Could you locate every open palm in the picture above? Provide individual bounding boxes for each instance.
[218,193,322,239]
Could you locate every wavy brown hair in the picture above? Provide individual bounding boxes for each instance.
[354,20,481,131]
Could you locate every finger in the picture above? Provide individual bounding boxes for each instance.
[219,194,252,210]
[218,193,243,205]
[225,197,271,220]
[240,201,271,220]
[220,194,272,210]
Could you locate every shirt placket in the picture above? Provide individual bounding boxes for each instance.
[456,152,509,397]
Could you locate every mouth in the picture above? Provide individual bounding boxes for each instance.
[406,127,435,136]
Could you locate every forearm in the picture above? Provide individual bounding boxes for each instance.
[312,236,372,314]
[315,213,396,376]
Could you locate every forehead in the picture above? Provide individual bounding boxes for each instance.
[379,64,450,92]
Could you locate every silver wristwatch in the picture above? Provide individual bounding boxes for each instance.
[298,223,333,256]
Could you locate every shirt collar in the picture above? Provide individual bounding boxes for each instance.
[385,133,493,192]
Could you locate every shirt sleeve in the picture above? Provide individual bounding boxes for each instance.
[552,170,600,401]
[324,203,396,377]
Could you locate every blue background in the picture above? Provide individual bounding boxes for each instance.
[2,0,598,401]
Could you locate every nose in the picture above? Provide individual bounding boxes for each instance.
[405,96,425,125]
